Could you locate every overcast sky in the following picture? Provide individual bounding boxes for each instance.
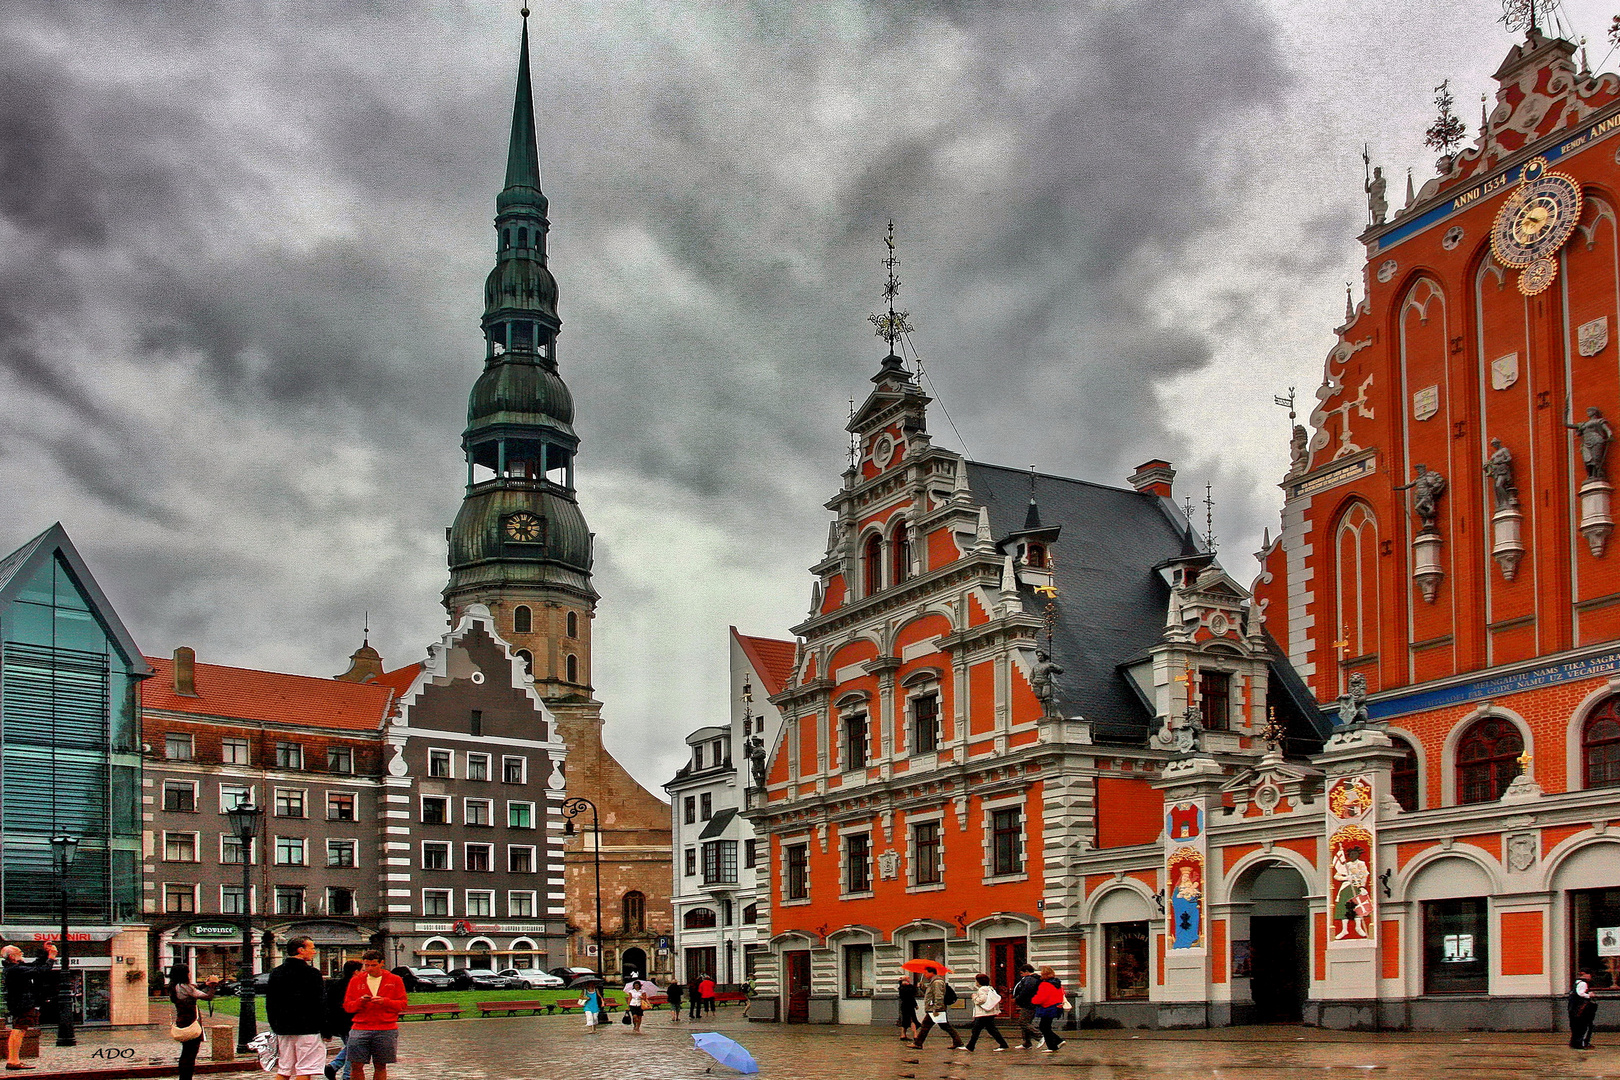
[2,0,1611,794]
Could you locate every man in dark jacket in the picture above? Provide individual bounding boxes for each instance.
[3,943,57,1070]
[266,937,326,1080]
[1010,963,1042,1050]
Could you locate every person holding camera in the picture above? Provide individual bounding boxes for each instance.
[3,942,57,1071]
[165,964,218,1080]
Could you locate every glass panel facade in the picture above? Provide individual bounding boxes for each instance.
[0,552,142,923]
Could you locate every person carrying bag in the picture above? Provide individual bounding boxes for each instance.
[166,964,218,1080]
[1029,967,1066,1054]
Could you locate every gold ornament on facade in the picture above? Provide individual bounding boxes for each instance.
[1489,156,1582,296]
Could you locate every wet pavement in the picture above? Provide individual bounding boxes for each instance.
[29,1013,1620,1080]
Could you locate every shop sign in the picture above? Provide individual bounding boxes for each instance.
[0,926,121,943]
[186,923,241,939]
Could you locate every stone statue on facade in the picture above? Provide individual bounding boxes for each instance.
[1483,438,1520,511]
[1030,649,1063,718]
[1365,166,1388,226]
[1287,424,1310,477]
[1395,465,1447,531]
[1335,671,1371,730]
[1566,406,1614,481]
[744,735,768,790]
[1152,703,1204,755]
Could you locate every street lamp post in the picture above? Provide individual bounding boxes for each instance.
[224,803,263,1054]
[560,798,602,975]
[49,836,79,1048]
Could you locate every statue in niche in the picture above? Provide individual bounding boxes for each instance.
[744,735,768,790]
[1483,438,1520,511]
[1335,672,1371,730]
[1395,465,1447,531]
[1030,649,1063,718]
[1566,406,1614,481]
[1365,166,1388,226]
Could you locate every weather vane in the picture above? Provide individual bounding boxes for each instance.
[1500,0,1536,34]
[868,221,915,358]
[1273,386,1296,424]
[1203,482,1217,552]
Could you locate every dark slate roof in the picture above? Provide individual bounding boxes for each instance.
[965,462,1193,743]
[698,807,738,839]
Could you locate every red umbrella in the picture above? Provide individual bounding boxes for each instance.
[900,959,950,975]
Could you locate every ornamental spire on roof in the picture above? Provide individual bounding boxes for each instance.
[868,220,915,367]
[500,6,545,214]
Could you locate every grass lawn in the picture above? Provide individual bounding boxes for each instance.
[189,987,650,1020]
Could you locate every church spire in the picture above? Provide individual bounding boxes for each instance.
[500,7,545,214]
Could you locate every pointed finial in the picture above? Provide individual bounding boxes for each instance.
[868,220,915,361]
[1345,282,1354,321]
[1481,93,1489,135]
[521,5,530,17]
[364,609,370,648]
[1203,481,1217,552]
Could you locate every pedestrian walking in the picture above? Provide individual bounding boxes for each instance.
[165,963,218,1080]
[581,985,604,1031]
[340,951,406,1080]
[322,960,362,1080]
[909,970,963,1051]
[265,936,327,1080]
[1010,963,1041,1050]
[2,942,56,1071]
[1029,966,1066,1054]
[625,980,648,1033]
[665,980,683,1021]
[686,975,702,1020]
[699,974,717,1015]
[1570,969,1598,1050]
[896,974,921,1042]
[964,974,1008,1052]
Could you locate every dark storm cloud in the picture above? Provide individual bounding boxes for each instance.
[0,0,1304,787]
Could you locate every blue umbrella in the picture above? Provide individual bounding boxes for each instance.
[691,1032,759,1075]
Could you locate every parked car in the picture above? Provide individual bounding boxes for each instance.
[446,967,527,990]
[214,971,271,997]
[496,967,564,988]
[394,966,457,991]
[548,966,603,983]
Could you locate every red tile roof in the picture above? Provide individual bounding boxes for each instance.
[144,655,397,731]
[373,663,425,703]
[732,628,796,697]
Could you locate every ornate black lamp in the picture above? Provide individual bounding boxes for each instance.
[49,836,79,1047]
[560,798,602,975]
[224,803,263,1053]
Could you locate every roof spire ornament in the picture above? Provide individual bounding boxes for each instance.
[1203,482,1218,552]
[1424,79,1468,160]
[868,220,915,364]
[1500,0,1536,35]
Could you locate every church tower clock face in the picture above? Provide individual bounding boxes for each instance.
[504,512,543,543]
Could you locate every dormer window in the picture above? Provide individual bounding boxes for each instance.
[1026,543,1047,569]
[1199,670,1231,731]
[693,745,704,770]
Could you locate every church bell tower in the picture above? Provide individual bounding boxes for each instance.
[444,8,595,701]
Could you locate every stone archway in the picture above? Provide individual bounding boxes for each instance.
[1227,860,1311,1024]
[621,946,648,981]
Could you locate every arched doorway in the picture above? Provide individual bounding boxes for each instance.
[621,947,648,981]
[1230,861,1311,1024]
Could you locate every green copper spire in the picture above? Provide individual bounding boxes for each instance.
[498,8,546,216]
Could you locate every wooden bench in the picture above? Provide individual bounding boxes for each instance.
[714,992,749,1005]
[398,1002,463,1020]
[476,999,547,1016]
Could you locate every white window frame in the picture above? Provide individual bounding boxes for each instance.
[326,885,356,916]
[273,885,306,916]
[839,827,875,898]
[327,791,358,822]
[421,889,453,917]
[220,833,257,865]
[507,800,535,829]
[906,812,946,893]
[421,840,452,871]
[464,798,494,827]
[420,794,452,825]
[428,747,455,779]
[502,755,528,784]
[219,884,255,915]
[326,746,355,774]
[273,835,308,867]
[980,794,1029,884]
[273,787,307,819]
[326,838,358,868]
[163,831,200,863]
[464,890,496,918]
[464,842,495,873]
[901,676,943,759]
[508,844,538,873]
[219,783,255,813]
[466,752,492,782]
[162,779,200,813]
[274,742,304,770]
[507,891,537,918]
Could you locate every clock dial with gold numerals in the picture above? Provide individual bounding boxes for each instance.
[504,512,543,543]
[1490,157,1582,295]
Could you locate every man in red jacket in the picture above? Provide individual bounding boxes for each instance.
[342,951,407,1080]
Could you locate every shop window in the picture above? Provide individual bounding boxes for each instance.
[1391,737,1421,811]
[911,693,939,755]
[1422,897,1489,994]
[1583,698,1620,789]
[1104,921,1150,1001]
[684,907,717,929]
[1570,887,1620,990]
[624,891,646,932]
[786,843,809,900]
[844,832,871,894]
[892,522,911,585]
[843,943,875,998]
[991,808,1022,876]
[913,821,942,885]
[1456,717,1522,804]
[864,534,884,596]
[1199,670,1230,732]
[514,605,532,634]
[843,714,868,771]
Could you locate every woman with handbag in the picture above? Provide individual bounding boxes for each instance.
[1029,967,1066,1054]
[166,964,218,1080]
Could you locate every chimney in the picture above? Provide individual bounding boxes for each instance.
[173,647,198,697]
[1129,459,1175,498]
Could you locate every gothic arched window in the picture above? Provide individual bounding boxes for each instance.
[566,610,578,638]
[513,605,532,634]
[864,533,884,597]
[1456,716,1522,804]
[1583,697,1620,789]
[1333,502,1380,674]
[566,654,578,683]
[892,521,911,585]
[623,891,646,932]
[1391,736,1420,812]
[515,649,533,676]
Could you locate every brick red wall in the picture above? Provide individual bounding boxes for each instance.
[1499,910,1544,976]
[1095,778,1163,848]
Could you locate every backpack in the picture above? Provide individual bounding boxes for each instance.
[942,983,958,1008]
